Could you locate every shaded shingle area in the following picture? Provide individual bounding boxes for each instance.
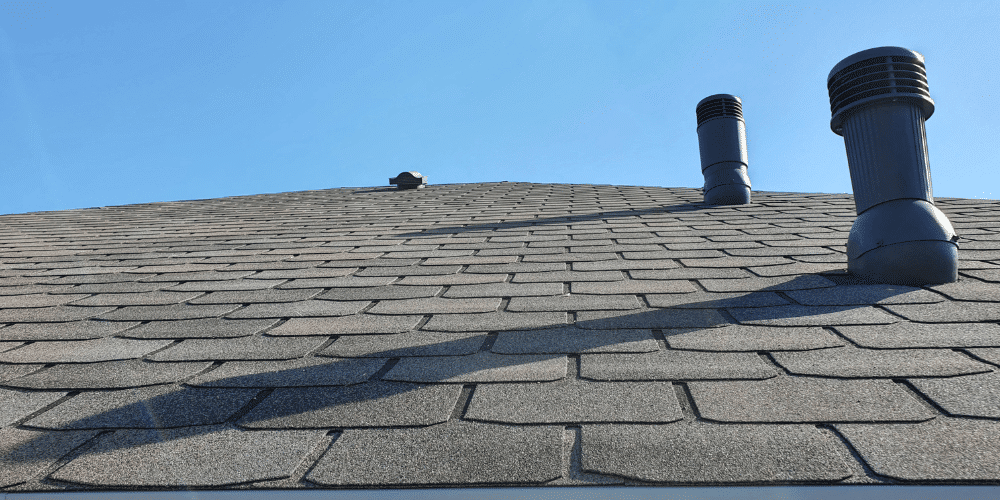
[2,183,1000,492]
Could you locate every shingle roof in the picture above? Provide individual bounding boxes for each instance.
[2,181,1000,491]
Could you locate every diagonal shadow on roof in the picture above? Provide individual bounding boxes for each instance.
[395,202,712,237]
[2,274,915,477]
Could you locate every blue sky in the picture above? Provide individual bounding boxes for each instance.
[1,0,998,215]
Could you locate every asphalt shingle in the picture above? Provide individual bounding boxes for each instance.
[5,360,211,390]
[306,422,563,486]
[582,424,853,483]
[581,350,776,381]
[770,346,992,378]
[383,352,567,383]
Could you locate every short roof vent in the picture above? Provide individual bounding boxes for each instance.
[828,46,958,285]
[696,94,752,205]
[389,171,427,190]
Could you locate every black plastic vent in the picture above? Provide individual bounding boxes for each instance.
[696,96,743,127]
[827,47,934,134]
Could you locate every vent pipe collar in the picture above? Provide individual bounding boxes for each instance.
[695,94,751,205]
[828,47,957,285]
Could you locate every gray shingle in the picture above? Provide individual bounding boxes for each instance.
[443,282,562,298]
[0,320,140,341]
[383,352,566,383]
[246,268,357,280]
[139,270,255,282]
[493,326,658,354]
[226,300,369,319]
[1,293,90,308]
[0,306,114,323]
[397,273,508,285]
[571,259,679,271]
[119,318,279,339]
[188,288,322,304]
[317,285,442,300]
[277,276,396,288]
[771,346,992,378]
[422,311,568,332]
[50,426,323,487]
[238,382,462,428]
[149,335,326,361]
[0,338,171,364]
[928,280,1000,302]
[581,350,775,381]
[647,291,789,308]
[320,331,485,357]
[356,265,462,277]
[368,297,500,315]
[512,270,623,283]
[689,378,935,423]
[784,285,944,306]
[266,315,422,336]
[581,424,852,483]
[97,304,239,321]
[570,279,697,295]
[833,322,1000,349]
[698,275,837,292]
[165,279,286,291]
[836,419,1000,480]
[0,363,43,382]
[967,347,1000,365]
[628,268,751,280]
[25,386,258,429]
[1,388,65,426]
[187,357,384,387]
[882,301,1000,323]
[728,305,899,326]
[576,308,730,329]
[665,325,845,351]
[5,360,212,390]
[466,380,682,424]
[910,372,1000,418]
[465,263,564,274]
[306,422,563,486]
[0,428,100,488]
[507,294,641,312]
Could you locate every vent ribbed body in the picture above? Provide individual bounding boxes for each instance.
[828,46,934,135]
[696,95,743,127]
[695,94,750,205]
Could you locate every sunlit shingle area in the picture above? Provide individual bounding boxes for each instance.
[2,181,1000,491]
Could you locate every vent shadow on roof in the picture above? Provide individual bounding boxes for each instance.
[696,94,752,205]
[389,171,428,190]
[828,46,958,285]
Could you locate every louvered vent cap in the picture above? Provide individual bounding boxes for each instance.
[696,94,743,127]
[828,46,935,135]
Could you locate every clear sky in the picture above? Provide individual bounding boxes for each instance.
[1,0,998,215]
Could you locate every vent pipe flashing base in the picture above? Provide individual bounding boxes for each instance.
[828,46,958,285]
[696,94,751,205]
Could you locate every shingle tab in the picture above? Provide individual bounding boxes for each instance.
[5,360,212,390]
[0,428,100,488]
[0,338,171,364]
[306,422,563,486]
[187,357,384,387]
[689,378,935,423]
[771,346,992,378]
[226,300,369,318]
[0,320,140,341]
[582,424,853,483]
[728,305,899,326]
[581,350,775,381]
[51,426,323,487]
[833,322,1000,349]
[383,352,567,383]
[149,335,326,361]
[466,380,682,424]
[25,386,258,429]
[576,308,730,329]
[910,372,1000,418]
[238,382,462,428]
[836,419,1000,480]
[0,388,65,426]
[665,325,845,351]
[493,326,658,354]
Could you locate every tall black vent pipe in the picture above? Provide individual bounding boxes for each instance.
[696,94,752,205]
[828,46,958,285]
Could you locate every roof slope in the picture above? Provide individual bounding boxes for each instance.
[2,182,1000,491]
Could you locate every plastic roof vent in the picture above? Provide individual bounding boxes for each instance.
[695,94,751,205]
[389,171,427,190]
[827,47,957,285]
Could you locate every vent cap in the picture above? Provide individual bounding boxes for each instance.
[828,46,934,135]
[696,94,743,128]
[389,171,427,190]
